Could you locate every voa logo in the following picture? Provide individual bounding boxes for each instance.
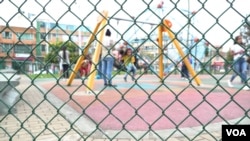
[226,129,246,136]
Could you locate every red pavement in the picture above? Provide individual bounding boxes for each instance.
[40,74,250,131]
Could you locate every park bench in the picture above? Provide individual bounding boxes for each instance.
[0,69,21,115]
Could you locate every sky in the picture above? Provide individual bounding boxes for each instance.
[0,0,249,51]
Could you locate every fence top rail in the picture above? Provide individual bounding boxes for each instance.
[108,16,159,26]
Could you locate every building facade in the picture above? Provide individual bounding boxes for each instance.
[0,21,90,73]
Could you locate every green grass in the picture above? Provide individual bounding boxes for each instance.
[28,69,150,79]
[28,73,59,79]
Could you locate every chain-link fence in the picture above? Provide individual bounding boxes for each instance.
[0,0,250,140]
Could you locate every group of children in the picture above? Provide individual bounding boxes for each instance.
[78,41,138,83]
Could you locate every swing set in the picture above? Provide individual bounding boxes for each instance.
[66,10,201,90]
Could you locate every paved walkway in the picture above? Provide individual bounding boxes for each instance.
[0,74,249,141]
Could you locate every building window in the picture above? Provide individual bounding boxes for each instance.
[52,33,57,37]
[41,33,46,40]
[47,33,51,40]
[66,25,75,31]
[2,31,12,39]
[59,24,67,30]
[39,22,46,28]
[0,44,13,53]
[40,33,51,40]
[41,44,46,52]
[17,33,34,40]
[14,45,32,54]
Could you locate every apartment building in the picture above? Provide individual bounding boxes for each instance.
[0,21,90,73]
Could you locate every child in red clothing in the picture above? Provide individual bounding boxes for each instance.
[79,54,92,77]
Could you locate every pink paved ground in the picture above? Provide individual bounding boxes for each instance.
[39,74,250,131]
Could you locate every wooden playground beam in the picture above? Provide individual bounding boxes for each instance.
[108,17,159,25]
[162,19,202,86]
[66,10,108,86]
[86,13,108,91]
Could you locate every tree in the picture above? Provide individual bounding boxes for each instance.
[241,15,250,67]
[241,15,250,46]
[44,41,79,73]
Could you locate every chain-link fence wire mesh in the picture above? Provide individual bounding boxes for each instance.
[0,0,250,140]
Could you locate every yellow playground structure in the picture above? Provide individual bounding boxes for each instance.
[66,10,201,90]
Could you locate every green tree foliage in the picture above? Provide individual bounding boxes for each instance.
[44,41,79,64]
[226,49,233,62]
[242,15,250,46]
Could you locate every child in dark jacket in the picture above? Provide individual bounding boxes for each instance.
[181,56,192,80]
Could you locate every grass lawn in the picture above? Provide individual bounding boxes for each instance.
[28,73,60,79]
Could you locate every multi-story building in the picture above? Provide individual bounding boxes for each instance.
[0,21,90,73]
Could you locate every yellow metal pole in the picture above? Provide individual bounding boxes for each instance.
[157,25,164,80]
[86,12,108,91]
[66,11,107,86]
[163,20,201,86]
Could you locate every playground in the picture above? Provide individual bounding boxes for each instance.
[66,10,203,91]
[41,10,250,131]
[39,74,250,131]
[1,1,249,140]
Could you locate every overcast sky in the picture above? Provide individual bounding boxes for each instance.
[0,0,249,51]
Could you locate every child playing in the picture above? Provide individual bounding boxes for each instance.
[79,54,92,77]
[180,56,192,80]
[122,48,137,82]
